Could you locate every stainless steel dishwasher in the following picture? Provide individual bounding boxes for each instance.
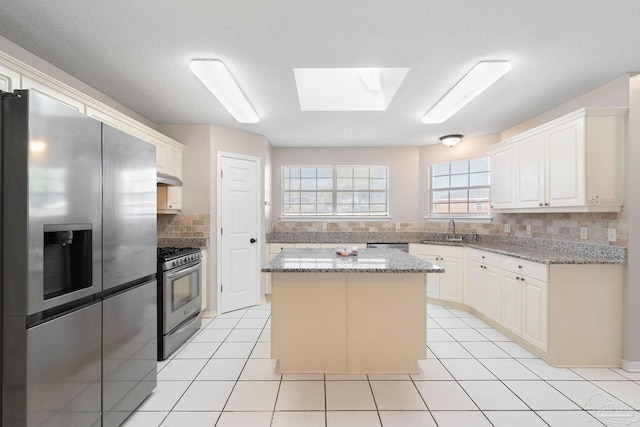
[366,242,409,252]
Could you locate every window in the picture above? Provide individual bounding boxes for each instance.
[430,157,490,215]
[283,165,388,217]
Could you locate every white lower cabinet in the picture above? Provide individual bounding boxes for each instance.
[467,249,501,322]
[500,256,549,352]
[410,244,464,303]
[522,277,548,352]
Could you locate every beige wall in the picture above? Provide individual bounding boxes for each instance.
[271,146,420,222]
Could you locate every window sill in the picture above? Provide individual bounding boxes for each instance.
[280,216,391,222]
[424,214,493,224]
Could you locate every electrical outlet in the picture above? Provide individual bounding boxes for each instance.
[504,223,511,233]
[396,222,401,230]
[526,224,532,235]
[608,228,617,242]
[322,222,327,230]
[580,227,588,240]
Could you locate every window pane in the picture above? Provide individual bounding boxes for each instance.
[337,192,353,203]
[301,192,316,203]
[283,178,290,190]
[354,167,369,178]
[470,172,489,186]
[370,178,386,190]
[289,168,300,178]
[470,157,489,173]
[370,204,387,212]
[289,179,300,190]
[301,167,316,178]
[284,204,300,213]
[354,192,369,204]
[317,204,333,213]
[370,167,386,178]
[337,178,353,190]
[450,202,469,213]
[469,188,490,201]
[450,160,469,174]
[337,167,353,178]
[300,204,316,213]
[433,203,449,213]
[450,174,468,188]
[450,189,468,201]
[433,190,449,203]
[300,178,316,190]
[317,167,333,178]
[317,192,333,203]
[317,178,333,190]
[354,178,369,190]
[432,163,449,176]
[289,192,301,203]
[432,175,449,189]
[370,192,386,203]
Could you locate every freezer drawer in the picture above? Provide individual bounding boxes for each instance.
[3,302,102,427]
[102,281,157,427]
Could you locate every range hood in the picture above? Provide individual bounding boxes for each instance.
[157,172,183,186]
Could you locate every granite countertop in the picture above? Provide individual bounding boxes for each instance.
[262,248,444,273]
[461,241,623,265]
[266,232,626,265]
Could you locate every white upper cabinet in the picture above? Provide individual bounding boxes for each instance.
[516,133,545,208]
[489,144,516,209]
[489,107,626,213]
[0,63,20,92]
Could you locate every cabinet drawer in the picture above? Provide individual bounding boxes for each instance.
[467,249,501,266]
[501,256,548,282]
[415,244,464,258]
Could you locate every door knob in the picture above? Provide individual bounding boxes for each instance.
[250,238,257,243]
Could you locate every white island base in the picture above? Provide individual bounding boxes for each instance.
[271,272,426,373]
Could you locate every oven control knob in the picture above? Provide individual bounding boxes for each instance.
[172,261,177,267]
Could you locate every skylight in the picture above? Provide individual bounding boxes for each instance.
[293,67,409,111]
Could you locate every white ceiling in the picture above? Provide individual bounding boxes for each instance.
[1,1,639,147]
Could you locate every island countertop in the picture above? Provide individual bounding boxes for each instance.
[262,248,444,273]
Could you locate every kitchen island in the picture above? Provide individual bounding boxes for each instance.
[262,248,443,373]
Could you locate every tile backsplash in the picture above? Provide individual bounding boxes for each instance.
[157,213,211,239]
[271,211,627,247]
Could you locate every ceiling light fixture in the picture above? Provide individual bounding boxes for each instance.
[422,61,511,124]
[190,59,259,123]
[440,134,463,147]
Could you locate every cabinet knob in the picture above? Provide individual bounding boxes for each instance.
[518,265,522,269]
[539,203,543,207]
[520,277,525,282]
[545,202,550,206]
[516,276,520,280]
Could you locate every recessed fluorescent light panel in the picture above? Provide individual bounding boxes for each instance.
[190,59,259,123]
[294,67,410,111]
[422,61,511,124]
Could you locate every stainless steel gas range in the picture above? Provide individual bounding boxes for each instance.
[157,247,203,360]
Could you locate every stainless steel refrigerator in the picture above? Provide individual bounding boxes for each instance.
[1,89,157,426]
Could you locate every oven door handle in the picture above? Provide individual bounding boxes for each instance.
[165,262,201,280]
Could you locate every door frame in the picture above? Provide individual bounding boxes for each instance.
[216,151,263,315]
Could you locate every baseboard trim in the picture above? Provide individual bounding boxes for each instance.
[621,359,640,372]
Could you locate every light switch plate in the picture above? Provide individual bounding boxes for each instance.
[580,227,588,240]
[504,223,511,233]
[526,224,532,235]
[322,222,327,229]
[608,228,617,242]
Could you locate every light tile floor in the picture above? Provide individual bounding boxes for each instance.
[124,302,640,427]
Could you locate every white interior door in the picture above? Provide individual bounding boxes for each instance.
[219,153,260,313]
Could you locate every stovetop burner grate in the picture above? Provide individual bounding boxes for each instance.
[157,246,200,260]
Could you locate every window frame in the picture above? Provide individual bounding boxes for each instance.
[281,165,390,219]
[426,156,492,222]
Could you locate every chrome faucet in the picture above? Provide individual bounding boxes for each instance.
[446,220,462,241]
[447,220,456,239]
